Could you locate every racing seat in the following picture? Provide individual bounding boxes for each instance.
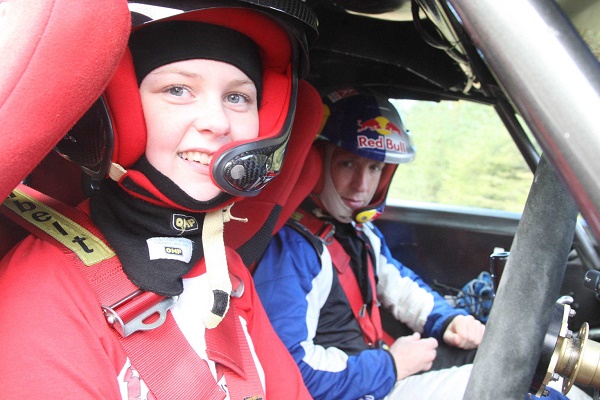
[225,79,324,269]
[0,0,130,257]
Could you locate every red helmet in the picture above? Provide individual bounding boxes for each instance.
[56,0,318,211]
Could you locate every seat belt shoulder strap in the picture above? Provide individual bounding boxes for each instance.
[2,184,114,266]
[1,184,252,399]
[286,208,384,346]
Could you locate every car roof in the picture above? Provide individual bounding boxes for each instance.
[305,0,600,101]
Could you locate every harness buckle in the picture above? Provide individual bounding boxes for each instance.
[358,303,368,317]
[316,221,336,245]
[230,274,245,298]
[102,289,179,337]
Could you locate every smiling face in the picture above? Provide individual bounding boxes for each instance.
[329,146,385,212]
[139,59,259,201]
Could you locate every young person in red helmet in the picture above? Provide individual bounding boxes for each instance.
[252,87,582,400]
[0,1,317,399]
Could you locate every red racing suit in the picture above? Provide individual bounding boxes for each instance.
[0,194,311,400]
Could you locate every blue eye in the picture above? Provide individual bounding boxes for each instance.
[227,93,249,104]
[168,86,186,97]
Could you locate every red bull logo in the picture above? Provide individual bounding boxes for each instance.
[385,121,401,136]
[357,135,407,153]
[356,116,401,136]
[357,118,382,132]
[356,116,407,153]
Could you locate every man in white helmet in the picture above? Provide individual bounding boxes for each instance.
[253,86,579,400]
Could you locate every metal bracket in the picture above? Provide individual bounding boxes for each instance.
[102,289,178,337]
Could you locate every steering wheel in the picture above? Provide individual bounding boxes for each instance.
[464,154,580,398]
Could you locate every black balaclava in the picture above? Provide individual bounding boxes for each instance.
[129,20,263,104]
[91,21,262,300]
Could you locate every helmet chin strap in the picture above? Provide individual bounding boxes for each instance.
[318,146,354,224]
[202,204,247,329]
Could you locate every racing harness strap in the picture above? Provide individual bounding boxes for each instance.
[288,208,386,348]
[1,184,264,400]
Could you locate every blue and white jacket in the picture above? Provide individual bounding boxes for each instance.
[253,210,468,400]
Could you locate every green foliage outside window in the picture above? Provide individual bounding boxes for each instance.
[388,100,533,213]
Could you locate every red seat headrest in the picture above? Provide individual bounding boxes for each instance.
[0,0,130,201]
[274,146,323,233]
[224,79,324,269]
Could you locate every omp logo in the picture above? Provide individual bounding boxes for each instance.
[172,214,198,233]
[147,237,193,263]
[164,246,182,255]
[3,189,114,266]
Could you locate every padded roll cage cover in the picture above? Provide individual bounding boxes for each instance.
[0,0,131,201]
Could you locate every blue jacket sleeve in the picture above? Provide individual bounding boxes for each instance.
[253,226,397,400]
[366,223,469,340]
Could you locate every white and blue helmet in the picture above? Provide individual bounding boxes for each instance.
[319,86,415,165]
[316,86,415,223]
